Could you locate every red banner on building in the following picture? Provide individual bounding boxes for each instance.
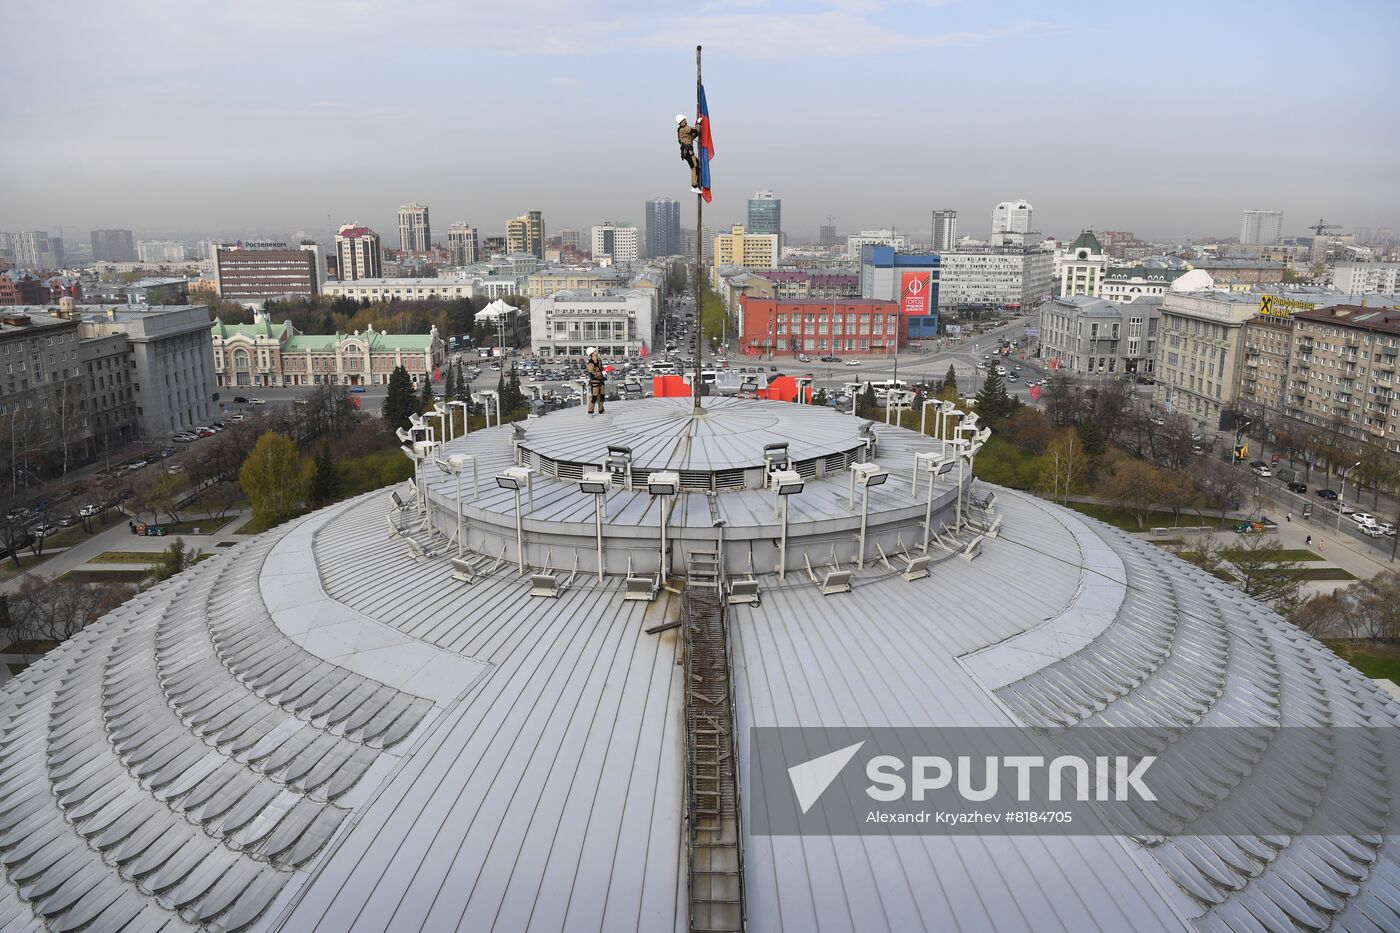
[900,271,931,317]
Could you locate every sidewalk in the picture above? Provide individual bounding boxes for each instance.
[0,507,254,595]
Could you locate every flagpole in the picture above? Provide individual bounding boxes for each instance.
[693,43,704,416]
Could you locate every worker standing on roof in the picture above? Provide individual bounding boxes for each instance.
[586,347,606,415]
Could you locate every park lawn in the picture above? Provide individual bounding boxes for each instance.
[1328,641,1400,685]
[89,551,164,564]
[1220,548,1324,562]
[1066,501,1217,533]
[156,515,236,535]
[0,550,59,582]
[43,510,127,549]
[58,568,151,584]
[1282,566,1356,581]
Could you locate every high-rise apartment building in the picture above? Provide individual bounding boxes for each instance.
[931,210,958,252]
[1240,210,1283,246]
[713,226,778,284]
[506,211,545,259]
[558,228,581,251]
[591,223,640,266]
[644,198,681,258]
[137,240,187,263]
[90,229,136,262]
[446,223,479,266]
[819,224,838,248]
[992,200,1033,236]
[398,203,431,253]
[13,231,64,270]
[214,243,322,300]
[335,224,383,281]
[1334,262,1400,295]
[1285,304,1400,457]
[747,191,781,238]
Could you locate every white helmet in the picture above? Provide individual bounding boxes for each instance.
[675,114,686,124]
[587,346,598,356]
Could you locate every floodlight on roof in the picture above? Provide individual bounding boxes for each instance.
[529,573,561,598]
[647,471,680,496]
[820,569,852,595]
[450,556,476,584]
[728,579,760,605]
[852,463,888,487]
[395,427,412,443]
[579,471,611,495]
[903,555,933,582]
[495,466,531,491]
[960,534,984,561]
[764,442,790,470]
[770,469,803,496]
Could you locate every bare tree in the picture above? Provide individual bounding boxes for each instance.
[7,575,135,646]
[1044,375,1081,426]
[1289,591,1350,639]
[1101,459,1167,529]
[1036,430,1087,504]
[1226,536,1304,613]
[1089,378,1134,443]
[1197,458,1249,521]
[1153,412,1196,472]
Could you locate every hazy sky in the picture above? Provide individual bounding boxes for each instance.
[3,0,1397,244]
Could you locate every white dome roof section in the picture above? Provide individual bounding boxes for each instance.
[1169,268,1215,292]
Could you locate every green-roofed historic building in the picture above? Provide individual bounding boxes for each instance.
[210,310,445,388]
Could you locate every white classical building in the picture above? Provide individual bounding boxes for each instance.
[1099,265,1187,303]
[529,289,657,358]
[1056,230,1109,298]
[321,278,478,302]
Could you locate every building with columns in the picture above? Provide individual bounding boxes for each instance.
[210,310,445,388]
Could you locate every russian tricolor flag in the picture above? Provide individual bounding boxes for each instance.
[697,85,715,203]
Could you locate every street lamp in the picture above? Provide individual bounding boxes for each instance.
[648,471,679,583]
[770,468,804,580]
[446,399,471,437]
[1337,460,1362,533]
[579,471,611,583]
[495,466,533,576]
[915,451,956,552]
[850,462,888,568]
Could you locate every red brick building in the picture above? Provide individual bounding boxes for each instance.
[738,297,905,356]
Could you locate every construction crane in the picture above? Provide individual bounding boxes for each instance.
[1308,219,1342,238]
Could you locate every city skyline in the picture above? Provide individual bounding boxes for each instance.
[2,0,1397,242]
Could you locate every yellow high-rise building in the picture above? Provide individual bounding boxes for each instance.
[712,224,778,285]
[505,210,546,259]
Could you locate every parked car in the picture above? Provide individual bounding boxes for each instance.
[172,433,197,442]
[819,355,840,363]
[1316,488,1339,500]
[228,413,247,422]
[1361,525,1386,538]
[845,360,861,367]
[55,516,78,528]
[1375,523,1397,537]
[232,396,250,403]
[351,386,367,393]
[1287,481,1307,493]
[249,398,267,405]
[1351,512,1377,527]
[1253,466,1272,478]
[1249,460,1267,469]
[78,504,100,518]
[797,355,812,363]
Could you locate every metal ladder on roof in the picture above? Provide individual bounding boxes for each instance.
[682,548,746,932]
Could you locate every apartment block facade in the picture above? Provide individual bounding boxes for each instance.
[1285,305,1400,455]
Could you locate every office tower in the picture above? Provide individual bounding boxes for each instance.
[557,228,582,250]
[1239,210,1283,246]
[931,210,958,252]
[991,200,1033,235]
[746,190,781,238]
[591,223,640,265]
[335,223,383,280]
[506,211,545,258]
[447,223,479,265]
[398,203,431,252]
[644,198,681,258]
[713,225,778,279]
[819,224,838,247]
[90,229,137,262]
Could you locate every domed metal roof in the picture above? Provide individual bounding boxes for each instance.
[1,398,1398,933]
